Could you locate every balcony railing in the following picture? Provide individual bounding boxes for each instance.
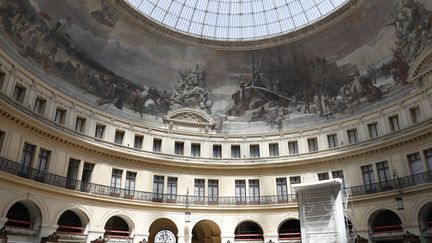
[0,156,297,206]
[1,156,432,206]
[350,170,432,196]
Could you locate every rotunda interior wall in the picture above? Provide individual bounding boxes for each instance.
[1,109,432,198]
[1,52,432,165]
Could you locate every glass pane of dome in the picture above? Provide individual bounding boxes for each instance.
[125,0,350,40]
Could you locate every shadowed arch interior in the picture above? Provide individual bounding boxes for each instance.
[370,210,403,234]
[104,216,130,238]
[278,219,301,240]
[5,200,42,231]
[192,220,221,243]
[234,221,263,241]
[57,210,84,234]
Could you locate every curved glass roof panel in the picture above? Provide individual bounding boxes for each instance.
[125,0,349,40]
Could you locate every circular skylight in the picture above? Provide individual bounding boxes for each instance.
[125,0,349,40]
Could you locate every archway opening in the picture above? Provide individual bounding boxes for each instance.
[369,210,404,243]
[149,218,178,243]
[5,200,42,231]
[278,219,301,241]
[371,210,402,234]
[418,202,432,241]
[5,202,31,229]
[104,216,130,239]
[192,220,221,243]
[234,221,263,241]
[57,210,84,234]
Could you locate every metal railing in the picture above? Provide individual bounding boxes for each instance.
[350,170,432,196]
[1,156,432,206]
[0,156,297,206]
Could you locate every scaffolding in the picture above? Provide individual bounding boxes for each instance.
[294,179,348,243]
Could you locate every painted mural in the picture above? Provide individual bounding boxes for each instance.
[0,0,431,133]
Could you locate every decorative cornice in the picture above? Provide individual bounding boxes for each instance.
[110,0,364,50]
[1,92,432,174]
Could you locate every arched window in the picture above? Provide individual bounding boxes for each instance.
[371,210,402,234]
[6,202,31,228]
[57,210,83,234]
[234,221,263,241]
[278,219,301,240]
[104,216,129,238]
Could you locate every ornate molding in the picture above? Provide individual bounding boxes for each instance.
[408,47,432,88]
[163,108,215,131]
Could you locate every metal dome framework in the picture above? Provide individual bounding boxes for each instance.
[125,0,349,40]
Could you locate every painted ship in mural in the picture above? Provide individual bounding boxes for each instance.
[0,0,431,132]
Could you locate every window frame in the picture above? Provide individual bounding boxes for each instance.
[114,130,125,145]
[54,108,66,124]
[307,138,318,152]
[327,134,338,148]
[12,84,26,103]
[95,124,105,139]
[288,141,299,154]
[235,180,246,204]
[368,122,379,139]
[388,115,400,132]
[269,143,279,157]
[191,143,201,157]
[208,179,219,204]
[276,177,288,202]
[194,179,205,203]
[134,135,143,149]
[167,177,178,201]
[318,172,329,181]
[248,179,260,204]
[33,97,46,115]
[153,138,162,152]
[231,145,241,158]
[174,141,184,155]
[347,129,358,144]
[213,144,222,158]
[250,144,260,158]
[75,117,86,133]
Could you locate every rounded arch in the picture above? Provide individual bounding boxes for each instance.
[4,199,43,231]
[368,209,403,234]
[232,216,267,234]
[103,215,133,239]
[56,209,89,234]
[363,205,404,230]
[54,206,92,231]
[234,221,264,241]
[418,201,432,232]
[192,220,221,243]
[149,218,179,243]
[99,211,135,234]
[278,218,301,240]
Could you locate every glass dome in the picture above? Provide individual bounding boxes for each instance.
[125,0,349,40]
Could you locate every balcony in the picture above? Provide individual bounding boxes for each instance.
[0,156,432,206]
